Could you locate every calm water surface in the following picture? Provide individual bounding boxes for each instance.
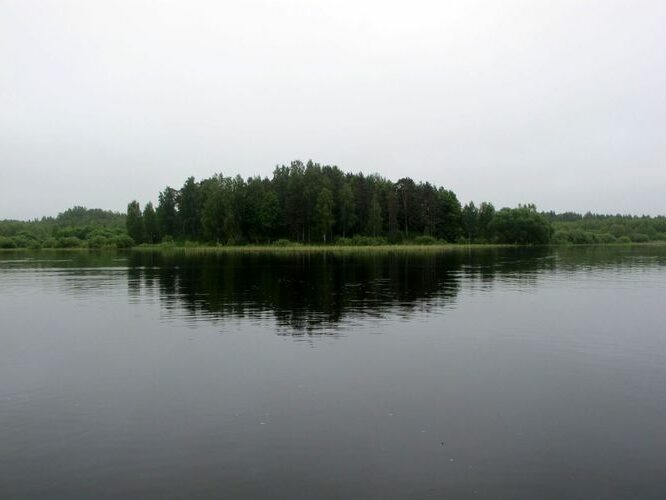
[1,247,666,499]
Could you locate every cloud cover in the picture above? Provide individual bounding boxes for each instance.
[1,0,664,219]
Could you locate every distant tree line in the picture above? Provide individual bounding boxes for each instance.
[3,162,665,249]
[0,207,131,249]
[125,160,554,246]
[545,211,666,244]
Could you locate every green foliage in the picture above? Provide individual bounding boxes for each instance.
[335,236,389,246]
[436,189,462,242]
[477,202,496,241]
[396,177,417,237]
[177,176,203,240]
[349,235,388,246]
[56,236,84,248]
[547,212,666,243]
[113,235,135,248]
[272,239,300,247]
[366,193,383,237]
[569,229,596,244]
[630,233,649,243]
[200,175,244,243]
[315,187,335,243]
[492,205,554,244]
[126,200,144,244]
[596,233,617,244]
[461,202,478,240]
[413,235,438,245]
[0,236,17,248]
[157,187,178,237]
[0,207,130,249]
[259,190,280,241]
[10,235,31,248]
[338,181,357,238]
[6,161,665,251]
[121,161,664,248]
[87,235,110,248]
[54,206,125,228]
[130,161,464,246]
[142,202,159,244]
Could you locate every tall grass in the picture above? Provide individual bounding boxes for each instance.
[130,242,518,256]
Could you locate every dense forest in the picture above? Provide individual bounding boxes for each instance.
[2,160,666,249]
[124,160,553,246]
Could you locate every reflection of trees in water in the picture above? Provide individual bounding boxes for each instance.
[553,245,666,271]
[128,252,462,331]
[5,245,661,332]
[126,248,557,331]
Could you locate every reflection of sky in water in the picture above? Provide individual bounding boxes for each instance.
[2,247,666,499]
[2,246,666,334]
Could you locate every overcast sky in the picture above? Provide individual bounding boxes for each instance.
[1,0,664,220]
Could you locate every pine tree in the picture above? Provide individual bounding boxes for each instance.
[126,200,144,244]
[462,202,479,242]
[142,202,158,243]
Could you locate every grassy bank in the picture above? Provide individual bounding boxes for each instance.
[129,241,666,254]
[0,242,514,254]
[3,241,666,254]
[131,242,518,254]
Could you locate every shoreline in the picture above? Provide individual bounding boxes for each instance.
[2,241,666,253]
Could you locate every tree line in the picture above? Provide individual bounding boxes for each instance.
[4,161,664,249]
[0,206,131,249]
[546,211,666,244]
[125,160,554,246]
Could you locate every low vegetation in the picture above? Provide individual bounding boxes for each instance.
[546,212,666,245]
[0,207,131,249]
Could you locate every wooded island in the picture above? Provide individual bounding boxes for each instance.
[1,161,665,249]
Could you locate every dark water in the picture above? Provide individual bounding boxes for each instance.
[1,247,666,499]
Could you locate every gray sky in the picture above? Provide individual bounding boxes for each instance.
[1,0,664,220]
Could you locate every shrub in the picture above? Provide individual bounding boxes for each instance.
[42,238,58,248]
[113,235,135,248]
[492,206,554,244]
[226,237,246,246]
[568,229,595,245]
[629,233,649,243]
[552,231,571,244]
[413,235,438,245]
[56,236,84,248]
[596,233,617,244]
[0,236,17,248]
[350,235,387,246]
[11,236,32,248]
[272,239,296,247]
[335,237,353,246]
[87,235,109,248]
[617,236,631,244]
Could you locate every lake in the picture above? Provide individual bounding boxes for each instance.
[1,246,666,499]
